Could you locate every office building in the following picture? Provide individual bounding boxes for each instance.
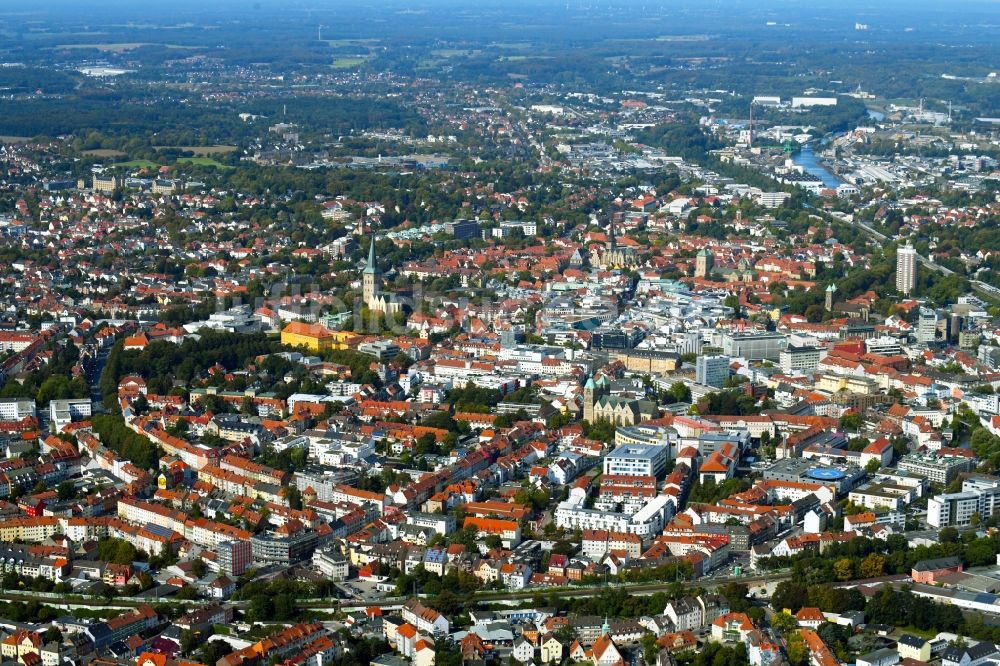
[251,530,320,566]
[722,332,788,361]
[604,443,668,479]
[896,244,917,296]
[865,337,904,356]
[444,218,480,239]
[312,547,349,580]
[927,477,1000,527]
[696,355,730,388]
[927,492,980,528]
[217,540,252,576]
[592,326,643,350]
[49,399,92,431]
[917,307,938,344]
[0,399,35,421]
[358,340,401,362]
[779,346,822,375]
[898,453,974,485]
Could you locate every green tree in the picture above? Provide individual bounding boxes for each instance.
[858,553,885,579]
[786,631,808,666]
[96,538,138,565]
[56,481,76,501]
[771,581,808,613]
[833,558,854,581]
[641,633,659,664]
[284,484,303,510]
[42,626,61,644]
[191,559,207,578]
[180,629,200,655]
[839,412,862,431]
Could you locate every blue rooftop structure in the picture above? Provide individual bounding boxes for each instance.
[807,467,846,481]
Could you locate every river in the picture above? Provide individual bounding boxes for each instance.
[791,143,841,189]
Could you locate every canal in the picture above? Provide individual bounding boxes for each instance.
[791,143,841,189]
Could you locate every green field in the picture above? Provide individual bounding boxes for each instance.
[160,145,238,156]
[498,55,550,62]
[55,42,199,52]
[326,39,380,47]
[83,148,126,157]
[488,42,533,50]
[332,56,370,69]
[655,34,712,42]
[176,157,233,169]
[431,49,480,58]
[115,159,160,169]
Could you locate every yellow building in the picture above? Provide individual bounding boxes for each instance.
[612,349,680,374]
[329,329,359,350]
[281,321,334,351]
[816,373,877,395]
[92,174,120,193]
[1,630,40,662]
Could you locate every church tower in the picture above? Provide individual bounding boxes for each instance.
[825,283,837,312]
[362,234,381,307]
[695,248,714,278]
[583,376,596,423]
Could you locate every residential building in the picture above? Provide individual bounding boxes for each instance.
[541,635,564,663]
[856,648,900,666]
[897,635,931,662]
[711,613,754,643]
[313,547,350,580]
[251,529,321,565]
[402,598,450,636]
[941,641,999,666]
[444,219,480,239]
[896,244,917,296]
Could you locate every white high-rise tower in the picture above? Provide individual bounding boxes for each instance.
[896,243,917,296]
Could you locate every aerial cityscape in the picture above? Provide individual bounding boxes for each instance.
[0,1,998,665]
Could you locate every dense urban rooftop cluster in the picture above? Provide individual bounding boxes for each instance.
[0,2,998,666]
